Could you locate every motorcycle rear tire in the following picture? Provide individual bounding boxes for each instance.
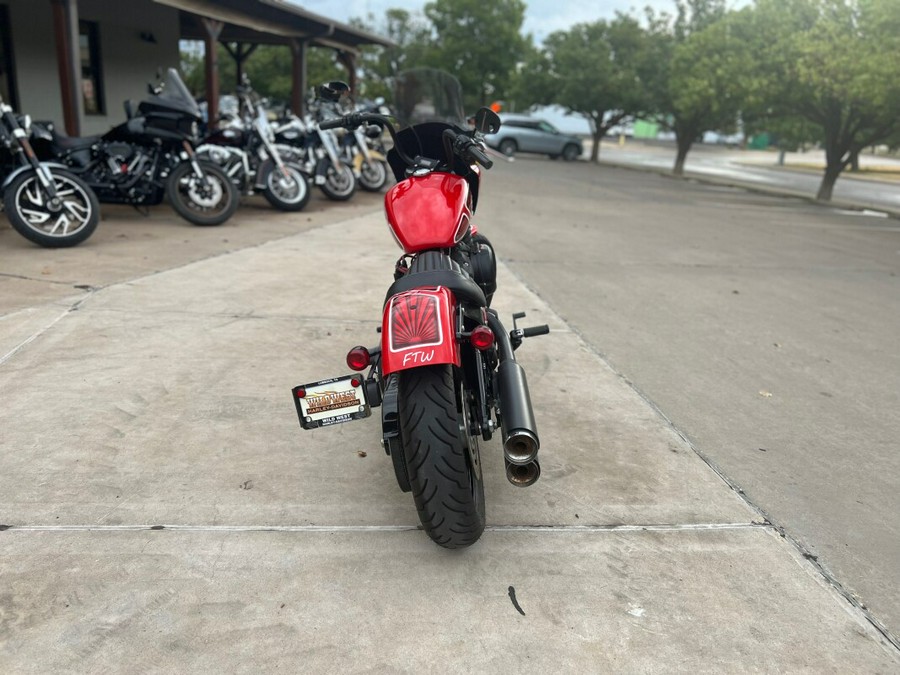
[3,169,100,248]
[262,164,311,212]
[398,364,485,549]
[167,161,239,226]
[319,164,357,202]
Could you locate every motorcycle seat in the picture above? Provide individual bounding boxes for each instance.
[51,132,103,150]
[385,250,486,308]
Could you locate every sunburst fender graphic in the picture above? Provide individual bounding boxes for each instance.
[390,294,440,350]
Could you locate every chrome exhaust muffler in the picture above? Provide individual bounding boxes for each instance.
[506,459,541,487]
[504,429,539,465]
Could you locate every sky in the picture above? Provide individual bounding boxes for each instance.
[299,0,703,44]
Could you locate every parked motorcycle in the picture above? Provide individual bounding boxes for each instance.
[291,72,548,549]
[273,103,357,202]
[32,69,238,226]
[197,79,310,211]
[339,121,389,192]
[0,95,99,247]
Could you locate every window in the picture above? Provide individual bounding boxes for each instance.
[0,4,18,110]
[79,20,104,115]
[538,121,558,134]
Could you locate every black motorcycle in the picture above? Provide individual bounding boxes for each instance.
[1,95,99,247]
[33,69,238,226]
[197,79,310,212]
[272,101,358,202]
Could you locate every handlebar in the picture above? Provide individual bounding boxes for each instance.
[441,128,493,170]
[320,112,493,171]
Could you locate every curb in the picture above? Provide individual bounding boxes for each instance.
[596,158,900,221]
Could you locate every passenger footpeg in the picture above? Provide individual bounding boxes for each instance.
[510,312,549,350]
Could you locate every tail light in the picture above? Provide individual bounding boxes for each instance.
[346,346,371,371]
[389,294,441,351]
[470,325,494,351]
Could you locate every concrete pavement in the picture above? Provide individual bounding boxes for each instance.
[1,199,899,671]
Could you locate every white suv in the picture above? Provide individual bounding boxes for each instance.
[486,115,583,161]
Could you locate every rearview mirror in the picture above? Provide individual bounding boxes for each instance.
[474,107,501,135]
[318,81,351,102]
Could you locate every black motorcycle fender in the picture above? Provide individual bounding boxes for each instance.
[1,162,70,190]
[253,158,276,191]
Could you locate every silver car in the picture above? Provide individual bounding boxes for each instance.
[486,115,583,161]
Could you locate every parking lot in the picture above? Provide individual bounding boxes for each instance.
[2,177,898,672]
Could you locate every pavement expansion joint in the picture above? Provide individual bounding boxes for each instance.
[0,271,82,286]
[1,522,766,533]
[0,300,84,366]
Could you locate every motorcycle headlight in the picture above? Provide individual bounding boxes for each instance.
[191,121,199,138]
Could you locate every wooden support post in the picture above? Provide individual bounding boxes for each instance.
[50,0,81,136]
[201,17,224,128]
[222,42,258,87]
[290,38,307,117]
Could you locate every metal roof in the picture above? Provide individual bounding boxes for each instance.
[154,0,395,52]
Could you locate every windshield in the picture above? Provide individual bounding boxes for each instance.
[159,68,200,117]
[392,68,466,128]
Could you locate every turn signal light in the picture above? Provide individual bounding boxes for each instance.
[470,326,495,351]
[346,346,371,371]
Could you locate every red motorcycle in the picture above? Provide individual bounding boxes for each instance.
[292,72,548,549]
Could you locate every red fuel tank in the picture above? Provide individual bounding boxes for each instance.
[384,172,471,253]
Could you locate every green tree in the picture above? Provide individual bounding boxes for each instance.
[507,41,556,112]
[350,9,435,103]
[424,0,528,109]
[740,0,900,201]
[642,0,743,175]
[522,16,650,162]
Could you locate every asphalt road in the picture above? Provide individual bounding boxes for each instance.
[478,156,900,642]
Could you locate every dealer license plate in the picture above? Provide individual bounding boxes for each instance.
[292,375,370,430]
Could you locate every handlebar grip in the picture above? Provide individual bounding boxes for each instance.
[318,117,347,130]
[469,145,493,169]
[522,325,550,338]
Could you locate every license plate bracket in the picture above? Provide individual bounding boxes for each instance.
[292,375,370,430]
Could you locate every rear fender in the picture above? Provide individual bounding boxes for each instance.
[381,287,460,376]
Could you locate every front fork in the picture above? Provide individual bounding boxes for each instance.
[4,103,60,202]
[256,122,292,179]
[182,141,209,184]
[24,142,61,205]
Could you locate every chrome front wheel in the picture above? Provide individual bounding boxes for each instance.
[3,169,99,248]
